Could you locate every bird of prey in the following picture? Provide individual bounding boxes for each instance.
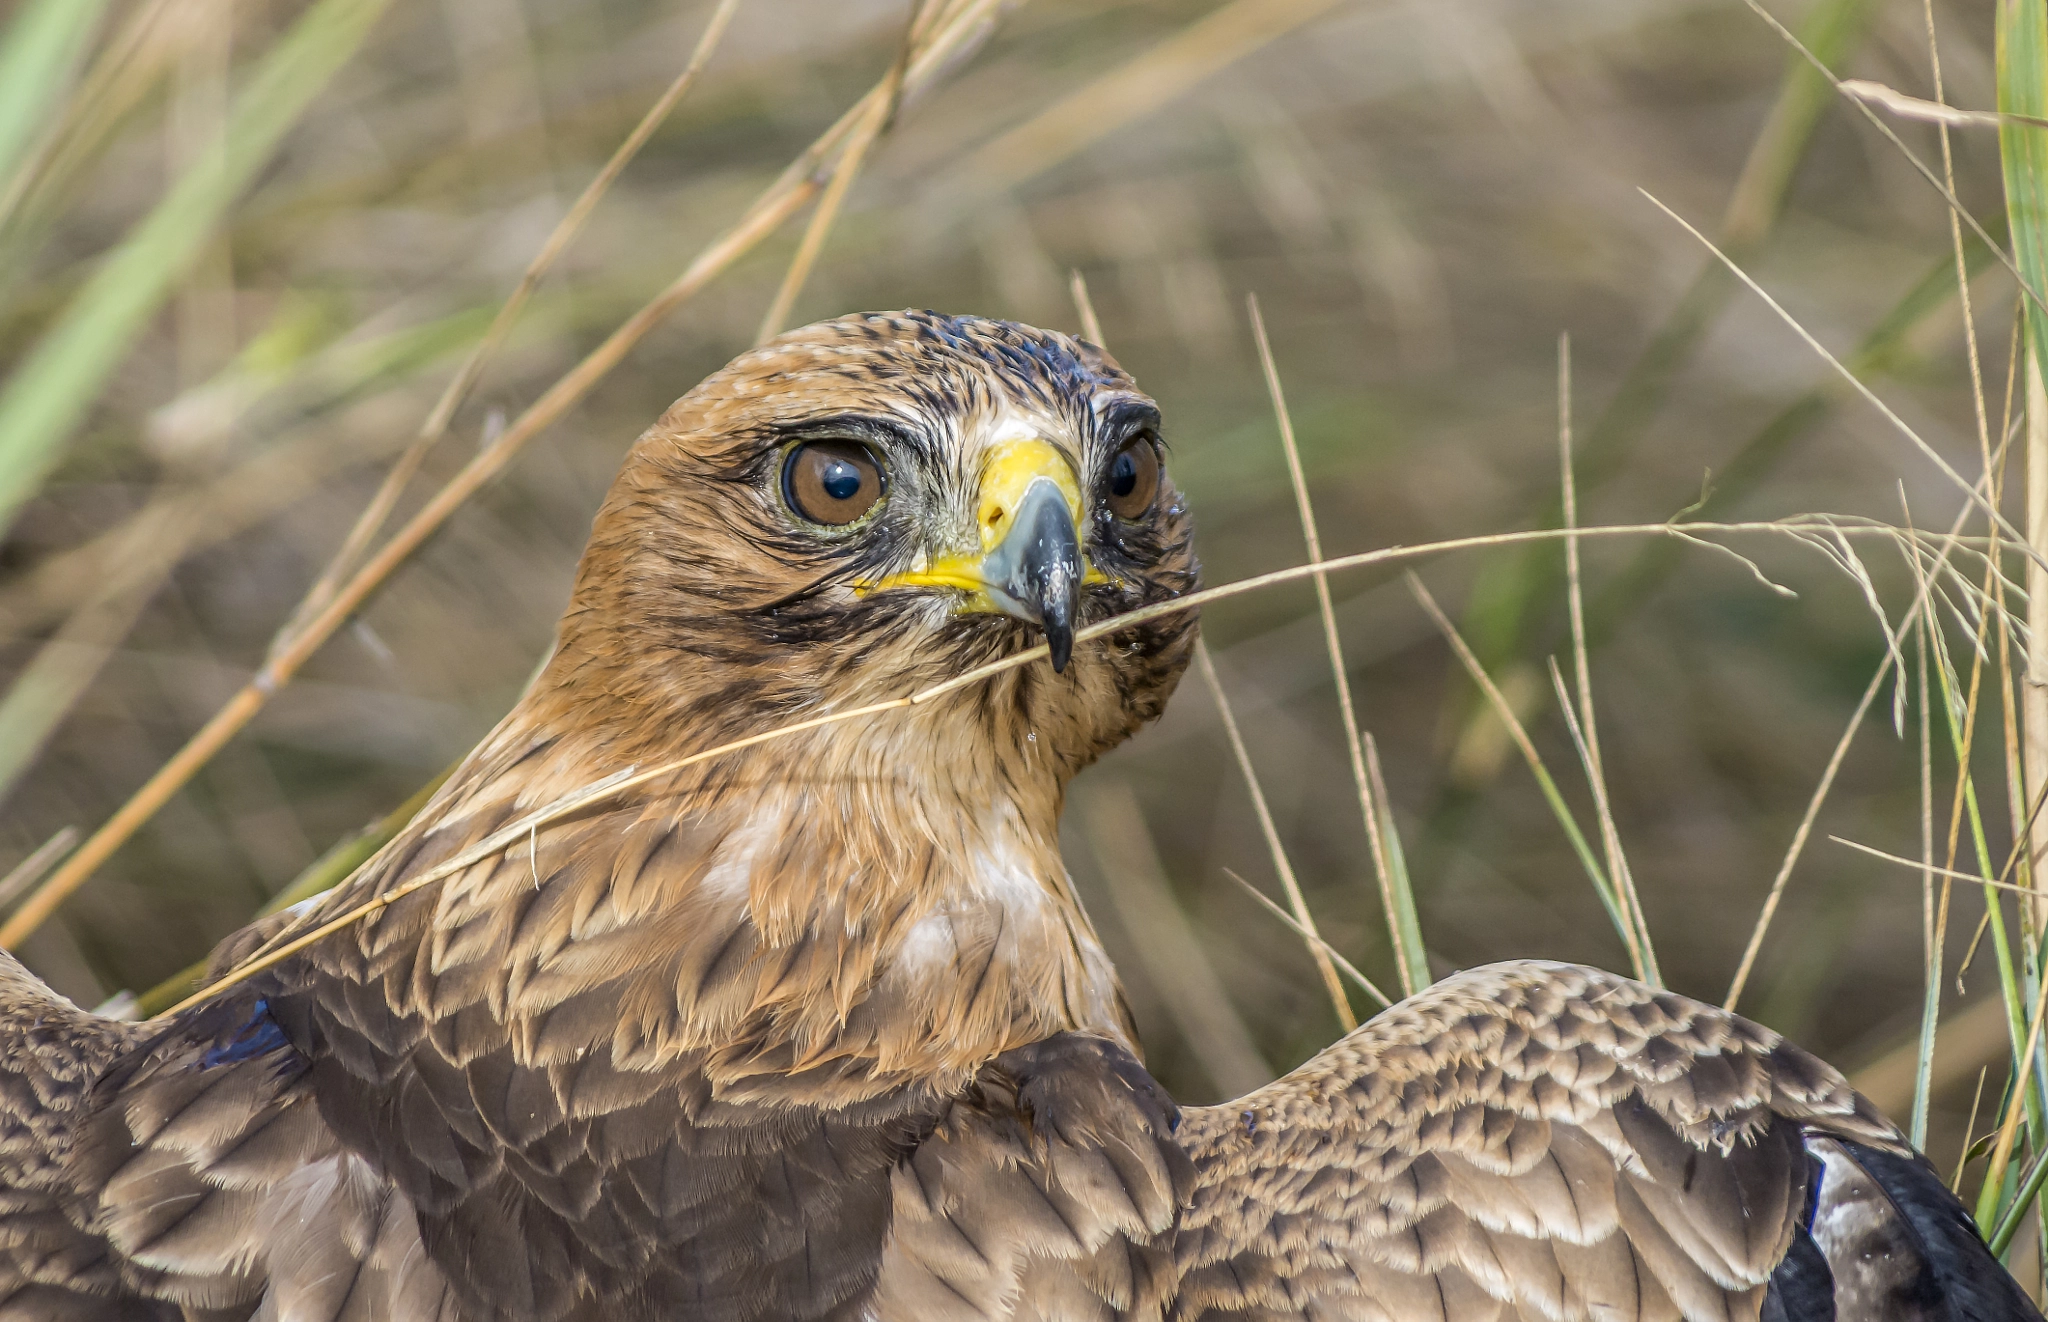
[0,311,2033,1322]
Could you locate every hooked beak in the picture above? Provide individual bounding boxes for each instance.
[981,477,1083,671]
[867,439,1094,672]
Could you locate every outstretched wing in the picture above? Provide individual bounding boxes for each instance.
[0,943,462,1321]
[66,986,464,1322]
[1169,960,2034,1322]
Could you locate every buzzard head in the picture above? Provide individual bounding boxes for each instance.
[546,310,1200,779]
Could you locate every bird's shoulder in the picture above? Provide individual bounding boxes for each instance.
[0,953,153,1186]
[50,979,467,1320]
[171,754,994,1320]
[875,1031,1193,1322]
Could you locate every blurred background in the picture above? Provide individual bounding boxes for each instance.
[0,0,2025,1193]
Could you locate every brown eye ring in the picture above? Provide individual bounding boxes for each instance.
[783,440,884,526]
[1104,435,1160,520]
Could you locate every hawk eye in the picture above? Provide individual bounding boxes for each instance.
[1105,436,1159,519]
[783,441,883,526]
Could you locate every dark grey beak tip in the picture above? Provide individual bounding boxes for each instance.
[1044,609,1074,673]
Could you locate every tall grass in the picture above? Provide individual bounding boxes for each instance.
[1974,0,2048,1256]
[5,3,2048,1280]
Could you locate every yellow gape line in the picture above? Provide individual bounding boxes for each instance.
[869,439,1106,600]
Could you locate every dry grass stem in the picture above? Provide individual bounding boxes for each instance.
[1713,296,2033,1011]
[1194,640,1355,1030]
[1407,570,1639,971]
[1248,293,1420,996]
[1660,526,1798,596]
[1920,3,1995,478]
[1897,222,1998,1136]
[2027,357,2048,947]
[1219,867,1389,1009]
[1730,660,1925,1009]
[1920,0,2020,1035]
[290,0,745,638]
[1987,318,2036,943]
[1741,0,2048,321]
[1916,597,1938,1148]
[1735,517,1997,1012]
[1558,332,1658,984]
[1838,78,2048,131]
[1643,188,2035,563]
[1068,270,1104,347]
[1544,656,1650,966]
[1982,967,2048,1225]
[0,0,2027,1198]
[143,514,2013,1013]
[1959,1064,1993,1191]
[1833,835,2048,897]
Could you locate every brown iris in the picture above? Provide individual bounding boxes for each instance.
[783,441,883,526]
[1105,437,1159,520]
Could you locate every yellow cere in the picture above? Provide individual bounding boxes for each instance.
[972,438,1084,552]
[865,439,1109,598]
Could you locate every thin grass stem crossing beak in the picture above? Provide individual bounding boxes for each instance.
[869,438,1095,671]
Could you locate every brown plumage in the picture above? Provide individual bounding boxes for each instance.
[0,311,2032,1322]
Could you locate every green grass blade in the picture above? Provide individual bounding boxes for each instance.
[0,0,107,198]
[2003,0,2048,385]
[0,0,397,536]
[1924,611,2048,1232]
[0,299,494,806]
[1993,1146,2048,1257]
[1997,0,2048,1244]
[1407,573,1639,965]
[1363,732,1429,992]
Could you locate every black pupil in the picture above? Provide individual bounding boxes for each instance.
[820,456,864,502]
[1110,449,1139,497]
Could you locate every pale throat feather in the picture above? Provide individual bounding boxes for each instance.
[778,703,1119,1045]
[718,743,1130,1071]
[880,797,1128,1052]
[529,711,1136,1082]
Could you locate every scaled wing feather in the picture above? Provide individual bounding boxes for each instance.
[1171,961,1909,1322]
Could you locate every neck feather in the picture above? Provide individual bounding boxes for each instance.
[400,686,1131,1097]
